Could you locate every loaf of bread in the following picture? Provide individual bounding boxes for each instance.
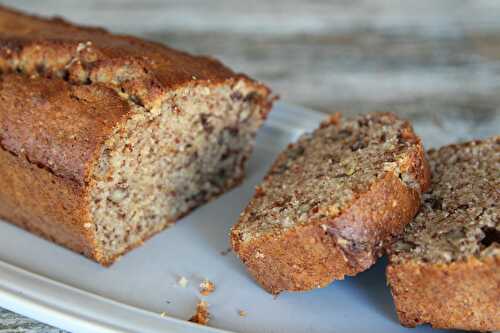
[0,6,273,265]
[231,113,430,294]
[387,137,499,331]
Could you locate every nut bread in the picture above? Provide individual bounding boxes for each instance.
[231,112,430,294]
[387,137,500,331]
[0,6,273,265]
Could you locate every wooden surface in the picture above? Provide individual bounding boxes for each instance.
[0,0,499,332]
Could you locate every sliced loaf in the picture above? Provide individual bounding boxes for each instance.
[0,6,273,265]
[231,112,430,294]
[387,137,499,331]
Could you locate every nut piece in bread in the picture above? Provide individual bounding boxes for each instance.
[231,112,430,294]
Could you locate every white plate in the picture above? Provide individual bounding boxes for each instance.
[0,103,488,333]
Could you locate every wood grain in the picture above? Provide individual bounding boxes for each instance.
[0,0,498,331]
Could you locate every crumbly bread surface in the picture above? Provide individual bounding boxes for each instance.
[231,112,430,294]
[387,137,500,331]
[0,6,272,265]
[391,137,500,263]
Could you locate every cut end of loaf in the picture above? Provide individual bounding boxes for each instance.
[88,79,271,264]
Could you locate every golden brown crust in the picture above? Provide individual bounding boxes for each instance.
[231,113,430,294]
[0,74,130,183]
[0,5,250,109]
[387,256,500,331]
[0,74,132,262]
[233,169,428,294]
[0,144,96,259]
[98,173,246,266]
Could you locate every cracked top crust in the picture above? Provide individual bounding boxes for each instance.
[0,73,132,184]
[0,5,253,110]
[390,136,500,264]
[234,112,428,244]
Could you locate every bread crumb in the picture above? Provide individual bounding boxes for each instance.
[189,301,210,325]
[238,310,246,317]
[320,112,341,128]
[178,276,188,288]
[199,279,215,296]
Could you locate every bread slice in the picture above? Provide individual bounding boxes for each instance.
[0,6,273,265]
[387,137,500,331]
[231,112,430,294]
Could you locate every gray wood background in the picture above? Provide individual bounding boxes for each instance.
[0,1,499,332]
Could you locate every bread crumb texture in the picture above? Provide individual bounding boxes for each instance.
[189,301,210,325]
[234,112,424,243]
[391,136,500,264]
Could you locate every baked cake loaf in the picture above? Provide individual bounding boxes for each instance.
[0,6,273,265]
[387,137,499,331]
[231,112,430,294]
